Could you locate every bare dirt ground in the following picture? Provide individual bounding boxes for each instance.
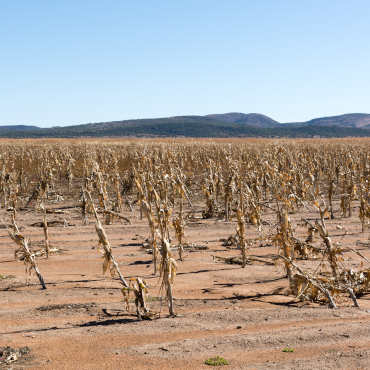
[1,200,370,370]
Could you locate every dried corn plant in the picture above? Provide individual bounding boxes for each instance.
[135,166,178,315]
[87,192,129,288]
[121,278,154,319]
[10,182,18,225]
[224,169,236,222]
[111,157,124,212]
[41,204,50,258]
[157,232,177,316]
[0,162,10,208]
[1,218,46,289]
[136,177,159,273]
[236,209,248,267]
[245,184,263,238]
[152,183,177,316]
[80,187,89,225]
[274,193,370,308]
[172,173,188,260]
[275,203,295,285]
[89,162,131,225]
[359,183,370,234]
[202,161,221,219]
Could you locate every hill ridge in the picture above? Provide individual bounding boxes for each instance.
[2,112,370,138]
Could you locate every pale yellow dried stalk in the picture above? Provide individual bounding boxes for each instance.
[121,278,151,319]
[41,204,50,258]
[1,218,46,289]
[87,193,129,288]
[236,209,248,268]
[158,235,177,316]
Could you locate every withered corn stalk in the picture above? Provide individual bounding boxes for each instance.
[246,188,263,238]
[315,205,339,283]
[141,198,159,273]
[224,170,236,222]
[81,187,88,225]
[202,162,219,219]
[359,184,370,233]
[121,278,150,319]
[158,234,177,316]
[173,175,187,260]
[11,184,18,225]
[172,216,185,261]
[327,174,335,219]
[112,158,124,212]
[90,163,132,225]
[276,206,294,284]
[152,186,177,316]
[87,193,129,288]
[41,204,50,258]
[1,218,46,289]
[276,254,337,308]
[136,175,159,274]
[236,209,248,268]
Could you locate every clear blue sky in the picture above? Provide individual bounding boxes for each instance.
[1,0,369,128]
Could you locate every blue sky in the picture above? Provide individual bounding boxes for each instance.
[1,0,369,128]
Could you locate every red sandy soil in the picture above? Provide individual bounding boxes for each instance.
[1,200,370,370]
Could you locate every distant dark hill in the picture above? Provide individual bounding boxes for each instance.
[1,120,370,139]
[0,125,40,130]
[2,113,370,138]
[86,115,222,129]
[205,113,280,128]
[287,113,370,128]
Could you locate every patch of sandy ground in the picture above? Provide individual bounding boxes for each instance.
[1,200,370,369]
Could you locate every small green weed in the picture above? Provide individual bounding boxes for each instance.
[205,356,229,366]
[0,275,15,280]
[146,296,165,302]
[282,348,294,352]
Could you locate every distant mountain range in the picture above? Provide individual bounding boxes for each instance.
[206,113,370,129]
[0,125,41,131]
[1,113,370,138]
[205,113,280,127]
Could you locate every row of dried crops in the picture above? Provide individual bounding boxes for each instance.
[1,139,370,315]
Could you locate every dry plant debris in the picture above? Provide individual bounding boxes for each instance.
[36,302,98,311]
[0,346,30,366]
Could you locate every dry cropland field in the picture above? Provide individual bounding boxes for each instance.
[1,138,370,370]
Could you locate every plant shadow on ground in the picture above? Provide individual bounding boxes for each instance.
[1,315,145,336]
[182,286,308,308]
[177,267,240,276]
[79,317,138,327]
[1,326,67,335]
[129,260,151,265]
[213,276,286,288]
[230,290,307,308]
